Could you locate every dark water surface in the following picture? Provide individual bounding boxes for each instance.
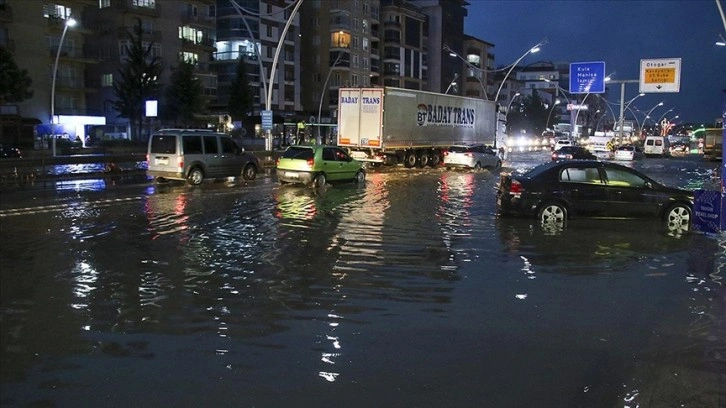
[1,152,724,407]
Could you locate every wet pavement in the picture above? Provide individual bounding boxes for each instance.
[0,151,724,407]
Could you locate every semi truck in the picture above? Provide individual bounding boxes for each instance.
[337,87,497,167]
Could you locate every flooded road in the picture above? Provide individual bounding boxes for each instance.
[1,151,724,407]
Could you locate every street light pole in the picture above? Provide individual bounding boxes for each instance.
[443,44,488,100]
[643,101,665,129]
[264,0,303,151]
[51,17,76,157]
[317,52,343,144]
[609,79,641,141]
[547,99,561,131]
[493,40,546,148]
[445,73,459,94]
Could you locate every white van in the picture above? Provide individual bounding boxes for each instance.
[643,136,670,157]
[147,129,261,185]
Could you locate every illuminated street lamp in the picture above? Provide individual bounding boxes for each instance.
[443,44,488,100]
[505,92,521,116]
[51,16,77,156]
[493,39,547,148]
[643,101,665,129]
[445,72,459,94]
[546,99,561,130]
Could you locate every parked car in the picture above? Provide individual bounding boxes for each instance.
[495,160,693,234]
[146,129,261,185]
[613,145,643,161]
[276,145,365,187]
[0,145,22,158]
[551,146,597,161]
[443,144,501,170]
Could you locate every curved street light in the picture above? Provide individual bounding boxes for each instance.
[572,74,612,137]
[505,92,521,115]
[317,52,343,144]
[51,17,77,157]
[546,99,561,131]
[493,39,547,148]
[445,72,459,94]
[643,101,665,130]
[443,44,489,100]
[264,0,303,151]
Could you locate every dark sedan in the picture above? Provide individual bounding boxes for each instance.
[496,160,693,234]
[551,146,596,161]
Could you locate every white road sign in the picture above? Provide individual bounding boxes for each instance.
[639,58,681,93]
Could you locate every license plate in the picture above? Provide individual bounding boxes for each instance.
[155,158,168,165]
[286,172,299,178]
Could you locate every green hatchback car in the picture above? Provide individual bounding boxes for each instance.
[276,145,366,187]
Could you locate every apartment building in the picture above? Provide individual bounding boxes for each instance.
[214,0,302,138]
[85,0,218,140]
[1,0,101,146]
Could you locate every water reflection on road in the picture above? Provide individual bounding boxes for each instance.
[0,152,723,407]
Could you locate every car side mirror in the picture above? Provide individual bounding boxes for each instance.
[644,181,653,189]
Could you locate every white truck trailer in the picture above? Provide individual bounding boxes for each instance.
[337,87,497,167]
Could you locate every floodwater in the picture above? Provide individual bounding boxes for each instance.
[1,152,724,407]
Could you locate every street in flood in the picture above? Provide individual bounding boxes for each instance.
[1,151,724,407]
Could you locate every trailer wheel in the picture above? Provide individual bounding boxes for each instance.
[403,151,417,168]
[429,151,441,167]
[418,151,430,168]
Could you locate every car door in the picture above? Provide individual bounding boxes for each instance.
[557,165,610,216]
[329,147,359,180]
[219,136,244,176]
[601,167,661,217]
[202,135,223,177]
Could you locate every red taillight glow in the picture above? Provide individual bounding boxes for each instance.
[177,157,184,168]
[276,157,281,166]
[465,152,473,157]
[509,179,523,195]
[307,158,314,166]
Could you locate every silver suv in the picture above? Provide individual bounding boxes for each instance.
[147,129,260,185]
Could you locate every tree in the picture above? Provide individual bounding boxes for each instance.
[0,46,33,105]
[507,90,549,136]
[163,59,206,127]
[228,57,256,124]
[112,19,163,141]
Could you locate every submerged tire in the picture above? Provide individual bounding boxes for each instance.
[313,173,327,188]
[429,151,441,167]
[538,202,567,229]
[404,152,417,168]
[665,203,691,234]
[187,168,204,186]
[418,151,430,168]
[354,170,366,184]
[242,164,258,181]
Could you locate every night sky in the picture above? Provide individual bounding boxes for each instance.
[465,0,726,126]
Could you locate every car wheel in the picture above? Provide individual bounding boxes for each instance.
[665,203,691,234]
[404,151,417,168]
[538,202,567,229]
[242,164,258,180]
[354,170,365,184]
[187,167,204,186]
[474,162,482,170]
[313,173,327,188]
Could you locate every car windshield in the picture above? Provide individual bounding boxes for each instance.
[282,147,314,160]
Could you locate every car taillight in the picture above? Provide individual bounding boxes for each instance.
[465,152,473,157]
[307,158,314,166]
[565,154,573,159]
[276,157,280,166]
[443,151,449,156]
[177,157,184,168]
[509,179,523,195]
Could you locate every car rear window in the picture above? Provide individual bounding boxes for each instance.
[448,146,472,153]
[282,147,314,160]
[150,135,177,154]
